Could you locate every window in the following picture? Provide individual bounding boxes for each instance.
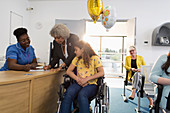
[84,19,135,77]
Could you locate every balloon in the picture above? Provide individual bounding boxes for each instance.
[102,6,116,30]
[87,0,103,23]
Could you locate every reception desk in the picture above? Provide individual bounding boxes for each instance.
[0,70,65,113]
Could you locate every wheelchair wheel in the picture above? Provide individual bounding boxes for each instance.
[59,84,65,101]
[57,84,65,113]
[102,83,109,113]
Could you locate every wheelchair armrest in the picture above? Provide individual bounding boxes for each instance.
[97,77,104,86]
[96,83,105,99]
[62,74,72,89]
[157,84,163,102]
[63,74,70,78]
[96,77,105,99]
[154,84,163,104]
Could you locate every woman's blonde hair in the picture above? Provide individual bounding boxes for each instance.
[129,46,136,51]
[50,24,70,39]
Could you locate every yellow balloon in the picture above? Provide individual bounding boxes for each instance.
[87,0,103,23]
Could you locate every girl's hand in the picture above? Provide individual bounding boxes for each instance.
[82,82,88,87]
[78,77,88,87]
[76,77,81,84]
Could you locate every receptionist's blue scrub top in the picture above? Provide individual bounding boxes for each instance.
[0,43,36,71]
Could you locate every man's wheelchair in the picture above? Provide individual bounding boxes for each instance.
[56,74,110,113]
[150,84,170,113]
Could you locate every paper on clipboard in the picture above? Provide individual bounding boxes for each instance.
[30,66,46,72]
[30,69,45,72]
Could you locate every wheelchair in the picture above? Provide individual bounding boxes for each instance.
[150,84,170,113]
[56,74,110,113]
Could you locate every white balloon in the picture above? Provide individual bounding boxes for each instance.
[102,6,116,30]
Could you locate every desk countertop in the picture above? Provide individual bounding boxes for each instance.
[0,70,62,85]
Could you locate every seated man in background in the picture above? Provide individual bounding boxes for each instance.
[150,51,170,111]
[43,23,79,71]
[0,27,37,71]
[124,46,153,107]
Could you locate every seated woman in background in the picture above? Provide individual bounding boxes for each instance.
[0,28,37,71]
[150,51,170,111]
[60,40,104,113]
[124,46,153,107]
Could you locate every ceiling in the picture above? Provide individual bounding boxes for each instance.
[28,0,81,1]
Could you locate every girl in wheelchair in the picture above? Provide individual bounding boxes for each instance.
[60,40,104,113]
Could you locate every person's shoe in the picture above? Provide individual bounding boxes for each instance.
[149,105,153,109]
[128,93,135,100]
[149,98,154,108]
[128,96,134,100]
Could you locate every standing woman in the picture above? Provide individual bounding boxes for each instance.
[150,51,170,111]
[60,40,104,113]
[43,24,79,70]
[124,46,153,107]
[0,28,37,71]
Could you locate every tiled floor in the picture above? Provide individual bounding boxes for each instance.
[104,77,124,88]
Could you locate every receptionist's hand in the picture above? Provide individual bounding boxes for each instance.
[24,64,31,72]
[43,65,51,70]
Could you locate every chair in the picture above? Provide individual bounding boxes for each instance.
[122,66,155,113]
[121,70,132,102]
[56,75,110,113]
[135,65,155,113]
[49,41,60,68]
[135,74,148,113]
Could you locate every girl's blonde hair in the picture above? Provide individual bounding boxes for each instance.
[74,40,97,68]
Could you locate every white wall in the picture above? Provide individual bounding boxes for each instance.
[0,0,30,58]
[28,0,170,64]
[1,0,169,65]
[28,1,89,63]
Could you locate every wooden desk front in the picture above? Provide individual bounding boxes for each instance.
[0,70,65,113]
